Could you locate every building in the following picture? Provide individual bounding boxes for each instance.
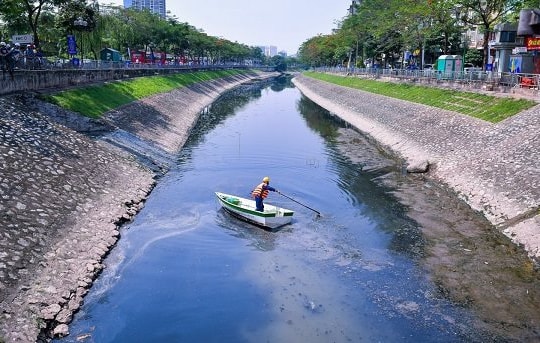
[258,45,279,57]
[491,22,519,73]
[348,0,361,16]
[124,0,166,18]
[267,46,278,57]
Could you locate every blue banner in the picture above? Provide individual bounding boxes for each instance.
[67,35,77,55]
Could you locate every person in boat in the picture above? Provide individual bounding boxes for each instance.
[251,176,278,212]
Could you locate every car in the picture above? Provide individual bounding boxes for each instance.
[423,64,434,70]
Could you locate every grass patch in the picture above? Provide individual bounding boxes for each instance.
[304,71,536,123]
[43,69,246,118]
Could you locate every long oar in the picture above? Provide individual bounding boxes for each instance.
[277,191,321,217]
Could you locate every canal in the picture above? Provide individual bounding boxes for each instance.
[58,77,540,342]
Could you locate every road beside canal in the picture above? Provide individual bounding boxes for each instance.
[293,74,540,261]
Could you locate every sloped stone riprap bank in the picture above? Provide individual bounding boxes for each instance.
[0,70,279,342]
[293,74,540,261]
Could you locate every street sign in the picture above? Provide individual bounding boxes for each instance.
[12,34,33,44]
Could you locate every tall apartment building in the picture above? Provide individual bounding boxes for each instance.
[348,0,361,16]
[267,46,278,57]
[257,45,278,57]
[124,0,166,18]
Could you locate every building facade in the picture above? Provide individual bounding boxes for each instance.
[123,0,166,18]
[348,0,361,16]
[258,45,278,57]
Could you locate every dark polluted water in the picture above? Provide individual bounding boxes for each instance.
[57,77,540,343]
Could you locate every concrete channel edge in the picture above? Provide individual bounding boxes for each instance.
[292,74,540,263]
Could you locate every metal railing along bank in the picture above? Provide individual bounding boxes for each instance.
[314,66,540,96]
[7,55,263,71]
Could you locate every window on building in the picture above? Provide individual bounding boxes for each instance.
[499,31,516,43]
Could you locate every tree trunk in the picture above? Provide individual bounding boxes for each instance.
[483,29,489,71]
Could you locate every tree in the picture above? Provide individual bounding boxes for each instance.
[465,47,483,66]
[164,19,192,64]
[0,0,73,48]
[298,0,526,70]
[270,54,286,71]
[250,46,264,65]
[56,0,98,59]
[456,0,522,69]
[298,34,342,67]
[0,0,277,65]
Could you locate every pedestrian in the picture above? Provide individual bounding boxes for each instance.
[25,44,35,69]
[0,42,8,68]
[251,176,278,212]
[0,42,14,80]
[35,47,43,69]
[10,43,21,69]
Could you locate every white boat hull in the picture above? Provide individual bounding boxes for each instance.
[215,192,294,229]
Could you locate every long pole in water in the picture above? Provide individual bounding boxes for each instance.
[277,191,321,217]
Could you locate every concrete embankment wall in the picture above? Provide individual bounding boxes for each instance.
[0,66,275,96]
[293,74,540,260]
[0,70,279,342]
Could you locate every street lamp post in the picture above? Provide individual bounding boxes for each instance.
[149,42,156,64]
[74,17,88,66]
[461,33,468,64]
[347,48,353,70]
[418,20,430,70]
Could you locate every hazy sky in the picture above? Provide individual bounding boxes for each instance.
[102,0,352,54]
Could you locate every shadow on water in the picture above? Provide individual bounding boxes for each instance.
[57,76,540,343]
[180,81,268,147]
[297,95,427,259]
[215,209,279,252]
[296,92,540,341]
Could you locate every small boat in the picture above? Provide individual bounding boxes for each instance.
[215,192,294,229]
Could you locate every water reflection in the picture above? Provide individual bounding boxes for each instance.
[294,83,540,340]
[186,84,265,144]
[269,74,295,92]
[57,77,539,343]
[297,94,426,259]
[296,95,341,140]
[215,209,280,252]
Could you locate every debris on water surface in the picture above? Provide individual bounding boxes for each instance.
[395,300,420,315]
[304,299,324,313]
[76,333,92,341]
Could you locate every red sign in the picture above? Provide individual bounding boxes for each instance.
[526,37,540,50]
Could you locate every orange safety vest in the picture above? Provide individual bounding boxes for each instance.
[251,183,269,199]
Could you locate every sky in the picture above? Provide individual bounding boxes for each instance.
[102,0,352,55]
